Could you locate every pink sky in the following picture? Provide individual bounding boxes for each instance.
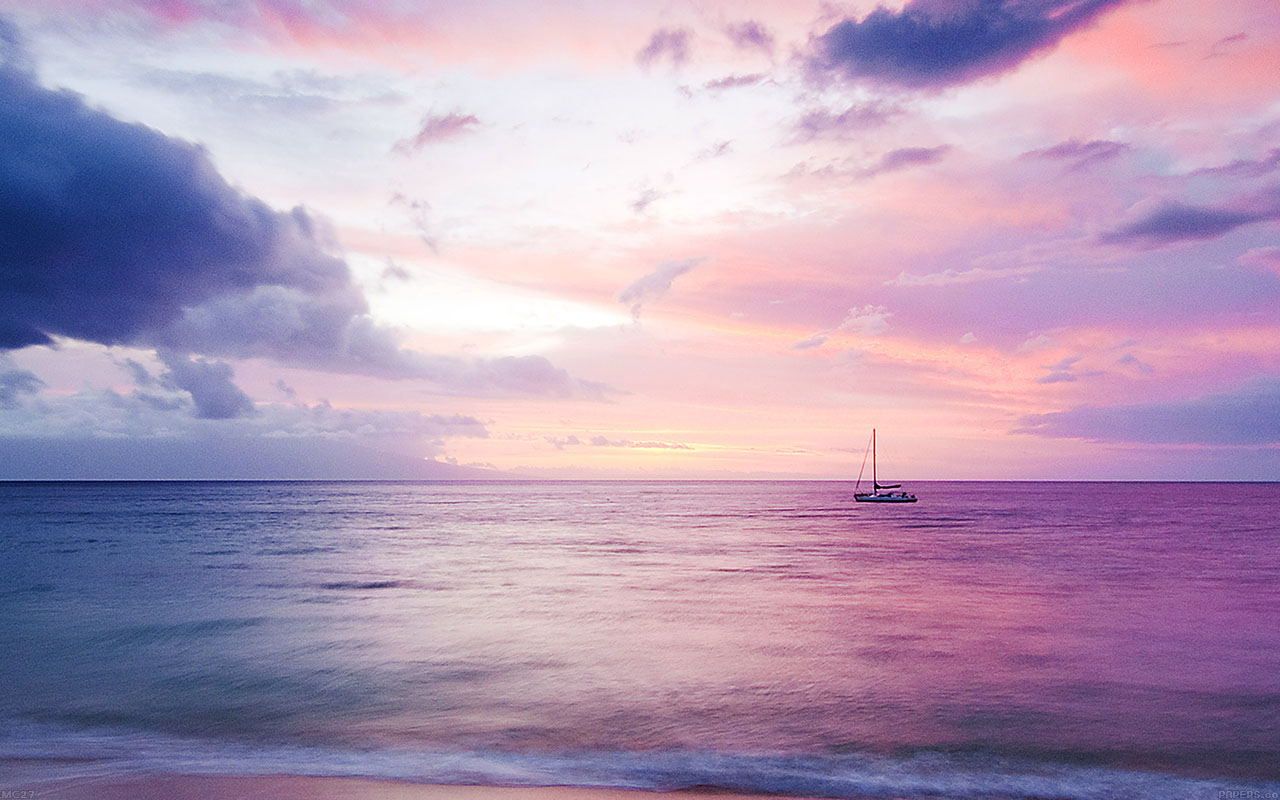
[0,0,1278,478]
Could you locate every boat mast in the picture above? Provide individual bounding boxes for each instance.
[872,428,876,491]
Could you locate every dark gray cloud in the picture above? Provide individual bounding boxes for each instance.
[1022,138,1130,169]
[725,20,775,54]
[636,28,692,69]
[1019,378,1280,444]
[0,25,610,400]
[807,0,1128,90]
[0,41,356,352]
[393,111,480,155]
[158,352,257,420]
[1100,191,1280,247]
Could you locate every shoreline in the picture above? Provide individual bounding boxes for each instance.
[2,772,841,800]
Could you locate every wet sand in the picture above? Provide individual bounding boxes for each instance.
[3,771,839,800]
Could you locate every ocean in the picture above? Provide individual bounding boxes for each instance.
[1,480,1278,799]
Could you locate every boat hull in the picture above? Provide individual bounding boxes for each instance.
[854,493,917,503]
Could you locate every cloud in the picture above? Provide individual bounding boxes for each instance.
[0,379,489,450]
[1205,32,1247,59]
[1116,353,1153,374]
[617,259,699,319]
[807,0,1127,90]
[0,389,494,479]
[118,358,158,389]
[140,68,341,117]
[794,305,892,349]
[886,265,1039,287]
[789,145,949,180]
[393,111,480,155]
[636,28,692,70]
[1238,246,1280,275]
[547,433,692,450]
[0,60,357,352]
[1019,377,1280,444]
[630,186,666,214]
[0,362,43,408]
[1099,192,1280,247]
[725,20,774,54]
[704,73,766,91]
[1036,355,1090,385]
[0,29,608,399]
[859,145,950,178]
[157,351,257,420]
[793,102,895,141]
[0,15,31,74]
[1022,138,1130,169]
[388,193,438,253]
[0,32,371,363]
[696,140,733,160]
[792,334,828,350]
[1190,148,1280,180]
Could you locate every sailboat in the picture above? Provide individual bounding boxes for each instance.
[853,428,917,503]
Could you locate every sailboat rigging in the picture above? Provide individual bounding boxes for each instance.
[854,429,917,503]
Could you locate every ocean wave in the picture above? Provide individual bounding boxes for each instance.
[2,721,1274,800]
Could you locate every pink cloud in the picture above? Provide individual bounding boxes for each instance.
[393,112,481,155]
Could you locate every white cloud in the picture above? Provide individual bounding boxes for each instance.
[617,258,701,319]
[885,265,1041,287]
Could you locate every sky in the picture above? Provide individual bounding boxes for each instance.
[0,0,1278,480]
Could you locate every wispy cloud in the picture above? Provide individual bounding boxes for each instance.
[549,434,692,450]
[1022,138,1130,170]
[1205,31,1248,59]
[636,27,692,69]
[794,305,892,349]
[1189,148,1280,179]
[704,73,766,91]
[793,102,895,141]
[725,20,774,54]
[618,259,700,319]
[886,265,1040,287]
[393,111,480,155]
[1238,247,1280,275]
[859,146,950,178]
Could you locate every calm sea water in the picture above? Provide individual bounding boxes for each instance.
[1,481,1278,799]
